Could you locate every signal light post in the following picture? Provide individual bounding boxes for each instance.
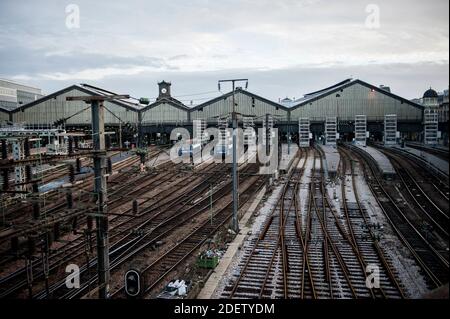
[124,269,142,298]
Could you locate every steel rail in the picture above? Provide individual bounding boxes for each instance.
[344,144,447,288]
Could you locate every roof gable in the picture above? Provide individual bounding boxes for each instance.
[140,98,189,113]
[290,79,424,111]
[190,89,288,112]
[12,84,140,113]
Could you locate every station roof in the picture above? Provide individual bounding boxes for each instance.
[189,87,288,112]
[289,78,424,111]
[5,79,426,115]
[11,84,141,113]
[140,96,190,112]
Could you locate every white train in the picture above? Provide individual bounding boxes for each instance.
[178,141,202,158]
[214,142,232,158]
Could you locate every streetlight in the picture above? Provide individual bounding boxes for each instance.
[218,79,248,234]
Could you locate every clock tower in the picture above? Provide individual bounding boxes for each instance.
[157,81,171,99]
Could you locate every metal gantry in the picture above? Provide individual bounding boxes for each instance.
[298,117,310,147]
[325,116,337,145]
[217,116,230,147]
[424,109,439,145]
[0,124,69,196]
[354,115,367,146]
[384,114,398,145]
[243,116,256,152]
[262,114,274,146]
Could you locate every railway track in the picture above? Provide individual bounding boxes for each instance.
[0,161,223,298]
[0,151,144,225]
[110,162,267,299]
[0,164,186,296]
[344,144,449,289]
[223,149,305,298]
[0,147,170,238]
[405,143,449,162]
[380,145,449,202]
[338,146,405,298]
[224,146,405,299]
[12,160,259,299]
[39,161,259,299]
[377,148,449,240]
[307,149,363,298]
[0,154,150,247]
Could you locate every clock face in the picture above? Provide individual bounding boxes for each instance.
[161,88,167,94]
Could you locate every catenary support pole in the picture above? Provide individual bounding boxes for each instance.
[67,94,129,298]
[218,79,247,234]
[91,100,110,299]
[231,82,239,233]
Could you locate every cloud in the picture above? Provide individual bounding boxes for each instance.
[0,0,448,99]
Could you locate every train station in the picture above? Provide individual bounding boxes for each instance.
[0,1,449,309]
[0,76,448,300]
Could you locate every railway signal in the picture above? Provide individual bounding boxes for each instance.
[124,269,142,298]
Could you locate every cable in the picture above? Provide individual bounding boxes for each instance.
[104,105,125,123]
[56,105,91,125]
[129,90,223,103]
[173,90,219,98]
[178,95,223,103]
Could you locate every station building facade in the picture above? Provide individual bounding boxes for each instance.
[2,78,443,145]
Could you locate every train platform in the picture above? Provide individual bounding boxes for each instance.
[279,143,298,174]
[319,144,340,179]
[406,141,449,152]
[393,145,449,177]
[355,145,396,179]
[404,142,449,162]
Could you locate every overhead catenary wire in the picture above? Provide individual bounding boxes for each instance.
[128,90,227,105]
[172,90,219,98]
[104,105,126,123]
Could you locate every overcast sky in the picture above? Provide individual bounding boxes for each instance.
[0,0,448,103]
